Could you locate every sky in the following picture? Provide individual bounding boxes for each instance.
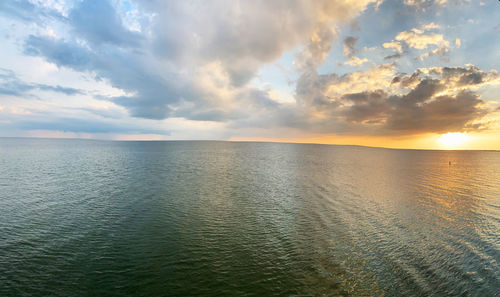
[0,0,499,149]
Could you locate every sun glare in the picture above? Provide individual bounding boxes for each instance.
[438,132,469,148]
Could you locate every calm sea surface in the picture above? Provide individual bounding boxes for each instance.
[0,139,499,296]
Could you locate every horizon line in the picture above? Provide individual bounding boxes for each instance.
[1,136,499,152]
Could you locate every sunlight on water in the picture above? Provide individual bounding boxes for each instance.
[0,139,499,296]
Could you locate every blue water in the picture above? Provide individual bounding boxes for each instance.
[0,138,499,296]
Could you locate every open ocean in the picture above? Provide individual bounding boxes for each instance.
[0,138,498,296]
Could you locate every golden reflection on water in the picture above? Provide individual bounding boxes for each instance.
[1,140,499,296]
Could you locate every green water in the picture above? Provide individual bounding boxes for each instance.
[0,139,499,296]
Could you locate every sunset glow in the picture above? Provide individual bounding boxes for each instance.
[1,1,500,295]
[0,0,499,149]
[438,133,469,149]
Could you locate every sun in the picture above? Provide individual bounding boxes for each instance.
[438,132,469,148]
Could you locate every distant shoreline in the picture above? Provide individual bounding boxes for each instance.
[1,136,498,152]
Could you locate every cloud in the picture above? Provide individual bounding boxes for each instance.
[417,44,449,60]
[421,22,440,30]
[387,23,453,61]
[6,116,169,135]
[342,36,369,66]
[36,84,83,95]
[340,90,390,124]
[391,70,422,88]
[403,0,447,10]
[343,36,359,57]
[68,0,144,48]
[0,103,169,136]
[18,0,378,123]
[395,30,448,50]
[24,36,91,71]
[420,65,499,87]
[0,0,63,22]
[382,41,403,53]
[0,68,84,97]
[384,53,402,60]
[381,23,449,61]
[290,64,498,135]
[1,0,498,141]
[294,25,338,72]
[345,56,369,66]
[385,90,486,133]
[0,0,39,22]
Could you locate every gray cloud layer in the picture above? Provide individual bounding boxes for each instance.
[294,65,497,135]
[0,68,84,97]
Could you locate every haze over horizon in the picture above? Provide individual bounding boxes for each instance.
[1,0,499,149]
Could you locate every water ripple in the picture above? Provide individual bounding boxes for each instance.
[0,139,499,296]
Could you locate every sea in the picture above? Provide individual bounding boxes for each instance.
[0,138,498,296]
